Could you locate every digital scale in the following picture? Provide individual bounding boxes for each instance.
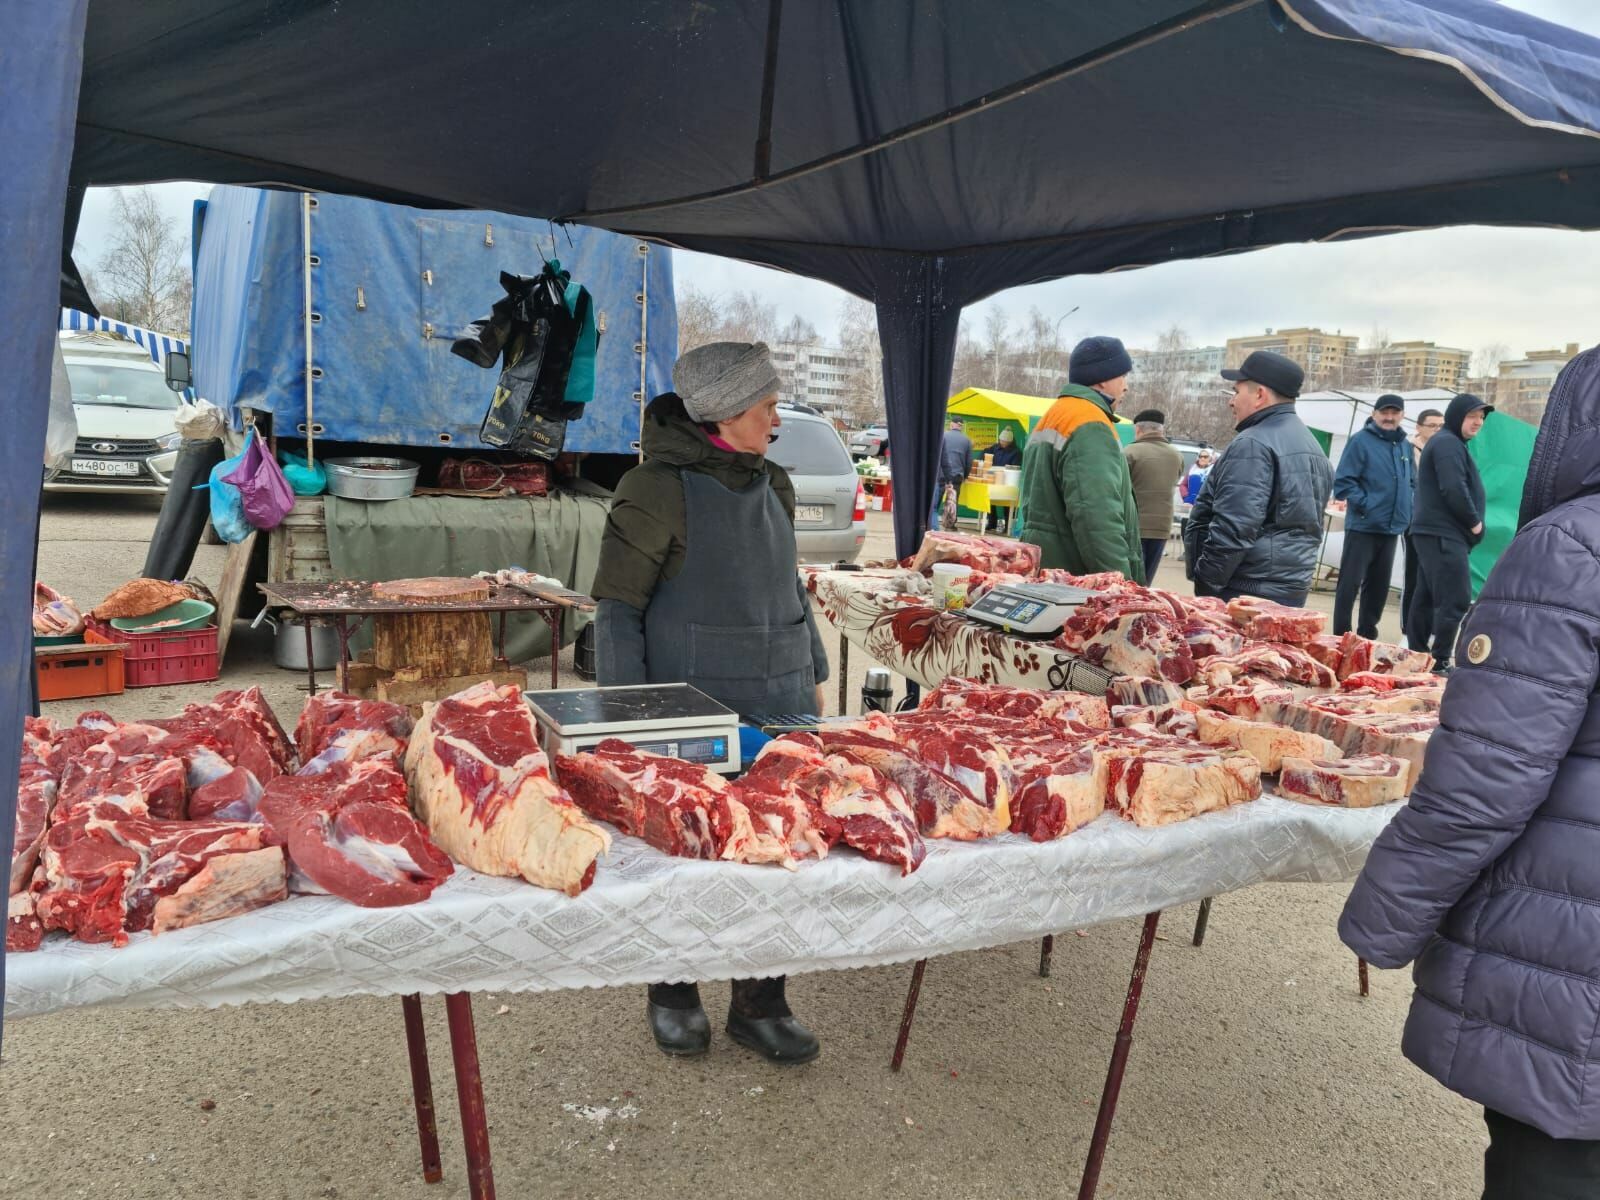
[962,581,1102,637]
[524,683,741,774]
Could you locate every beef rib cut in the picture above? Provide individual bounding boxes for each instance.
[1194,709,1342,774]
[1278,755,1409,807]
[755,737,925,874]
[1225,596,1328,644]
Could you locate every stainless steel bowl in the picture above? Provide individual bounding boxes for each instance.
[323,456,420,501]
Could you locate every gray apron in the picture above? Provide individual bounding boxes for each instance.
[641,470,815,717]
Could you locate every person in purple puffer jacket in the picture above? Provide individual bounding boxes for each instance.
[1340,345,1600,1198]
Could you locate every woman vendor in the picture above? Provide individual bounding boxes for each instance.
[590,340,828,1065]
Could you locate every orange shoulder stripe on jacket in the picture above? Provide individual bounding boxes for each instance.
[1034,394,1114,442]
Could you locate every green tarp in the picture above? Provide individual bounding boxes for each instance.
[1468,411,1539,597]
[324,490,611,662]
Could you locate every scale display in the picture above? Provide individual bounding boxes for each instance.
[963,582,1101,636]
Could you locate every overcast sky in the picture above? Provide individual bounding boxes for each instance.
[74,0,1599,358]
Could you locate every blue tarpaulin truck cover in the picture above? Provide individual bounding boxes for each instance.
[191,186,678,453]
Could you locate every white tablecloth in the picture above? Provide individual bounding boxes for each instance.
[5,797,1393,1018]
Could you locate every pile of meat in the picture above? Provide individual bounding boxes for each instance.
[9,689,453,953]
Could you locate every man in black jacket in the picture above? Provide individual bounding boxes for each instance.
[1407,392,1491,673]
[1184,351,1333,606]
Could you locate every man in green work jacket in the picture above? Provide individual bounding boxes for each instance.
[1018,336,1145,582]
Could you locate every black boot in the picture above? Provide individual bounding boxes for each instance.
[647,982,710,1056]
[726,977,819,1065]
[1432,658,1455,677]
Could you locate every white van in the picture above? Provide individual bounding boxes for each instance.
[45,332,183,494]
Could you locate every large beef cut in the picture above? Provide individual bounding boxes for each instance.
[754,737,925,874]
[908,530,1041,576]
[295,691,413,771]
[260,757,454,906]
[1328,632,1434,679]
[1037,568,1130,592]
[1185,680,1295,719]
[1192,643,1338,691]
[848,713,1013,831]
[1303,688,1442,718]
[1279,755,1410,807]
[1194,709,1342,774]
[1070,610,1197,684]
[151,847,289,933]
[1112,703,1199,739]
[12,721,61,896]
[920,677,1110,729]
[555,739,792,866]
[1257,699,1435,790]
[1226,596,1328,644]
[1180,619,1246,661]
[406,682,610,895]
[33,807,272,946]
[810,726,1003,840]
[1092,730,1261,827]
[149,687,296,778]
[1007,741,1105,841]
[56,726,190,820]
[1109,676,1188,708]
[1339,671,1441,693]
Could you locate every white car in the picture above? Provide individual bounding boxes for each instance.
[45,333,184,494]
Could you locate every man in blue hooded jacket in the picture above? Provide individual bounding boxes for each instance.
[1331,394,1414,637]
[1340,346,1600,1197]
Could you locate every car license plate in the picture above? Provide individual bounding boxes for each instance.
[71,458,141,477]
[795,504,826,524]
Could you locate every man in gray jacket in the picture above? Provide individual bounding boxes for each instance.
[1183,351,1333,606]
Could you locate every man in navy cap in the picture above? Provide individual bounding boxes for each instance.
[1332,394,1414,637]
[1018,335,1144,580]
[1183,350,1333,605]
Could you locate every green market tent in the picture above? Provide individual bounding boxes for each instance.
[1468,411,1538,595]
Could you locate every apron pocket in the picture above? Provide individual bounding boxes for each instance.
[686,621,815,715]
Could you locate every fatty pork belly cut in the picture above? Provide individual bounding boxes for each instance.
[555,739,791,866]
[756,737,924,874]
[1194,709,1342,774]
[1278,754,1410,807]
[1092,730,1262,828]
[908,530,1042,576]
[259,758,453,906]
[408,683,610,895]
[919,676,1110,729]
[33,806,275,946]
[1192,643,1338,691]
[295,691,413,771]
[1225,596,1328,644]
[811,726,1003,840]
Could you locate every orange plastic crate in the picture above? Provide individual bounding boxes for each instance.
[86,622,220,688]
[35,640,126,702]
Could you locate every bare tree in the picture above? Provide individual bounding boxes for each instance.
[1363,327,1396,391]
[674,283,725,353]
[93,187,192,334]
[777,314,819,346]
[721,290,779,344]
[836,297,883,427]
[1472,341,1510,380]
[982,307,1011,389]
[1134,325,1192,414]
[950,318,987,394]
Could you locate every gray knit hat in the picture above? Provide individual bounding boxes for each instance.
[674,341,782,423]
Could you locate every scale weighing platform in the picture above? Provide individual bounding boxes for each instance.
[962,581,1102,637]
[524,683,741,774]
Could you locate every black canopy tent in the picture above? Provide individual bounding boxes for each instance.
[5,0,1600,1006]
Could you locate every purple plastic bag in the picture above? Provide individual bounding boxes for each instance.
[222,430,295,531]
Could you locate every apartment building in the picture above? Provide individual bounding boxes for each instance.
[770,341,868,421]
[1492,343,1580,422]
[1224,328,1359,388]
[1348,340,1470,391]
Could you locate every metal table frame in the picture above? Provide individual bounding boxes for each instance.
[257,581,564,694]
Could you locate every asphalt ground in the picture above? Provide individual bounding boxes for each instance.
[0,496,1481,1199]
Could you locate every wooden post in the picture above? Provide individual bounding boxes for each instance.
[371,577,496,677]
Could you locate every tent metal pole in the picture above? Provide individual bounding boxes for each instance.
[752,0,784,179]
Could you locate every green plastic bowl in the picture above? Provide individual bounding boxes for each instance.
[110,599,216,634]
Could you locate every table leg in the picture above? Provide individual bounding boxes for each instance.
[838,632,849,716]
[304,617,318,695]
[497,610,507,663]
[889,958,928,1073]
[1192,897,1213,947]
[1039,934,1055,978]
[1077,912,1162,1200]
[1358,956,1370,998]
[547,610,559,688]
[445,992,496,1200]
[401,994,444,1184]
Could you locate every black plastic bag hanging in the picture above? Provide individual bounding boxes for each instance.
[452,264,598,461]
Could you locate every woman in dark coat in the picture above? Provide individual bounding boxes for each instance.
[1340,346,1600,1197]
[591,341,827,1065]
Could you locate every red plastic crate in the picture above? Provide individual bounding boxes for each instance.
[86,621,220,688]
[36,641,126,701]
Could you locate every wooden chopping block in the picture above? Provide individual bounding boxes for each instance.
[370,576,495,678]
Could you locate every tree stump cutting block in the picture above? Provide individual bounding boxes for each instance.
[371,577,495,678]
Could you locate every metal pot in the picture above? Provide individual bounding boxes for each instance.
[323,455,420,501]
[253,610,342,670]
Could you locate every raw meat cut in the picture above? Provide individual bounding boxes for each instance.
[56,729,190,820]
[12,725,60,895]
[1069,610,1196,684]
[728,754,845,859]
[845,715,1013,831]
[1194,709,1342,774]
[295,691,412,770]
[406,682,610,895]
[1328,632,1433,679]
[555,739,792,866]
[957,570,1029,605]
[260,758,454,906]
[1092,730,1261,827]
[1303,688,1442,717]
[810,726,1002,840]
[91,578,190,620]
[1037,569,1129,592]
[1180,620,1246,660]
[1192,643,1338,691]
[34,811,267,946]
[1226,596,1328,644]
[1305,634,1346,671]
[756,737,925,874]
[1185,681,1295,719]
[34,582,84,636]
[1109,676,1187,707]
[1339,672,1442,693]
[908,530,1041,576]
[1006,742,1105,841]
[920,677,1110,729]
[1112,704,1199,739]
[152,847,288,933]
[1278,755,1409,807]
[1256,700,1436,791]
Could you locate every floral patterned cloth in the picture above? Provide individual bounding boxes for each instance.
[804,567,1114,693]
